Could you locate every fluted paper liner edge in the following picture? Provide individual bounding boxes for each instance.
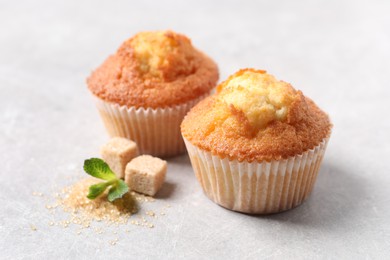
[94,93,210,157]
[183,137,329,214]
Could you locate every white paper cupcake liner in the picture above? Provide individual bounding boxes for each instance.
[94,93,210,157]
[183,137,330,214]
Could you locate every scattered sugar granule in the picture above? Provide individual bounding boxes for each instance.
[146,211,156,217]
[109,238,119,246]
[58,178,137,225]
[32,192,43,197]
[30,224,37,231]
[40,176,171,234]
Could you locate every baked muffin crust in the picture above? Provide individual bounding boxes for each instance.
[87,30,219,108]
[218,69,297,130]
[181,69,332,162]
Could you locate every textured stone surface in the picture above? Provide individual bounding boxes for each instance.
[1,0,390,259]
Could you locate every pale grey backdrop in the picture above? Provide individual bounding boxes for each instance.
[1,0,390,259]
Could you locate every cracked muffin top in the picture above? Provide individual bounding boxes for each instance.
[87,30,219,108]
[181,69,332,162]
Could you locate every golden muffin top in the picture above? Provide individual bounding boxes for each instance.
[181,69,332,162]
[87,30,219,108]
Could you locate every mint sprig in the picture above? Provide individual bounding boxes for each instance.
[83,158,129,202]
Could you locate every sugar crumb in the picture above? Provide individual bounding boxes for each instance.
[109,238,119,246]
[32,192,43,197]
[30,224,37,231]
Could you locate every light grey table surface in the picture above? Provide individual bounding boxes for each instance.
[1,0,390,259]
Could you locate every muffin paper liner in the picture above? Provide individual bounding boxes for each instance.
[94,93,209,157]
[183,137,330,214]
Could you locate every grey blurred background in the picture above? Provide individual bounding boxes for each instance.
[1,0,389,259]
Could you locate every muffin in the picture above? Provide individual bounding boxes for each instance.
[87,30,219,157]
[181,69,332,214]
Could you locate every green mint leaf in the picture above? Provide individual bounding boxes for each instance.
[107,180,129,202]
[87,182,111,199]
[84,158,129,202]
[83,158,116,181]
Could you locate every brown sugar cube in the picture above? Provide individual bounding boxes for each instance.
[100,137,138,178]
[125,155,167,196]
